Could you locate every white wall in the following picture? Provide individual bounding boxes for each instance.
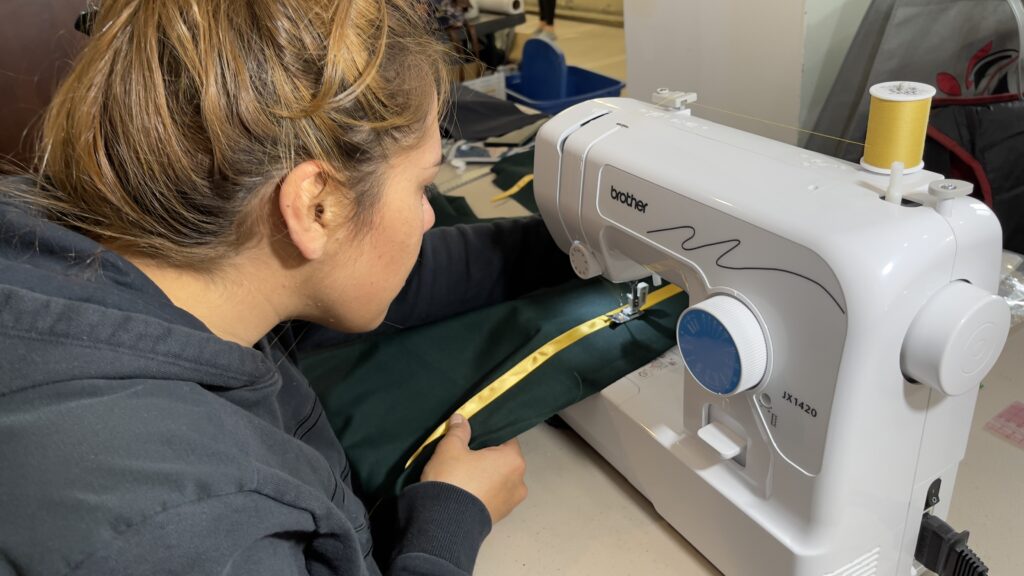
[624,0,870,145]
[800,0,873,134]
[625,0,807,144]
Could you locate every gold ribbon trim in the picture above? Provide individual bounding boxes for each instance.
[490,174,534,203]
[405,283,684,468]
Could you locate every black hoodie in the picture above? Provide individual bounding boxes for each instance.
[0,183,571,576]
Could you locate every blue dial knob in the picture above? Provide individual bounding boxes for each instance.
[677,296,767,396]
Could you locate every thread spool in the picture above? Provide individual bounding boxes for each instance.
[860,81,935,174]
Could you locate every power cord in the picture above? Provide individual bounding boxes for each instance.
[915,513,988,576]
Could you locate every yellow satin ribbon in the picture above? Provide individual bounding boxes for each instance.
[405,283,684,468]
[490,174,534,203]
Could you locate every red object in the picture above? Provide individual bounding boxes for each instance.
[936,72,962,96]
[932,93,1020,108]
[964,41,994,90]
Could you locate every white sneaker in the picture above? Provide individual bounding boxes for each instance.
[539,29,557,41]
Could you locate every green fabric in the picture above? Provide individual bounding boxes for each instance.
[490,150,538,213]
[299,175,688,510]
[427,189,480,227]
[299,278,687,504]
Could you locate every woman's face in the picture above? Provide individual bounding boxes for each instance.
[308,116,441,332]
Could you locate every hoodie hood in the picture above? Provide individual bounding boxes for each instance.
[0,186,276,396]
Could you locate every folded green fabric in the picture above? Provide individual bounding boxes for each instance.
[426,187,480,227]
[490,150,538,213]
[299,278,688,504]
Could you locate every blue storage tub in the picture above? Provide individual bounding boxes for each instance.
[506,38,624,115]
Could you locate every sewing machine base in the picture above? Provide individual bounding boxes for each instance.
[561,347,939,576]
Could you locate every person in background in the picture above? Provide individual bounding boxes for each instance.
[0,0,572,574]
[535,0,557,40]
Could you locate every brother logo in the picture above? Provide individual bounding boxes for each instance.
[609,185,648,213]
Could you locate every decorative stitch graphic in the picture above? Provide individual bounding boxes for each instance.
[648,224,846,314]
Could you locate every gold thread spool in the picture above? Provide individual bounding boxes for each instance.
[861,81,935,174]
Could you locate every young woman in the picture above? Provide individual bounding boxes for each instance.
[0,1,571,574]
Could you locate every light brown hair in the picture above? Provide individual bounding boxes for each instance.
[13,0,449,268]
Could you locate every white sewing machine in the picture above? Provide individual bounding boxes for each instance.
[534,94,1011,575]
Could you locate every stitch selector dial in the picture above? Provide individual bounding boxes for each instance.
[677,296,767,396]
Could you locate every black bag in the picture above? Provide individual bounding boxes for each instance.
[924,95,1024,253]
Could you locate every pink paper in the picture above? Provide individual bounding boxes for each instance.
[984,401,1024,449]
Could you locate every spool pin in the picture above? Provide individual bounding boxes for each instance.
[861,81,936,175]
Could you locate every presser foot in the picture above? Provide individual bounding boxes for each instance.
[608,281,650,327]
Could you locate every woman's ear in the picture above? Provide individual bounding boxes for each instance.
[279,161,332,261]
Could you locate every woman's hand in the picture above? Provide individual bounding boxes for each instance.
[421,414,528,523]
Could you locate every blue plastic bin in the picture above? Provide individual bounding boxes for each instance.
[506,38,624,115]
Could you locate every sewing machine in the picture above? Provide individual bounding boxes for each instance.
[534,94,1011,575]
